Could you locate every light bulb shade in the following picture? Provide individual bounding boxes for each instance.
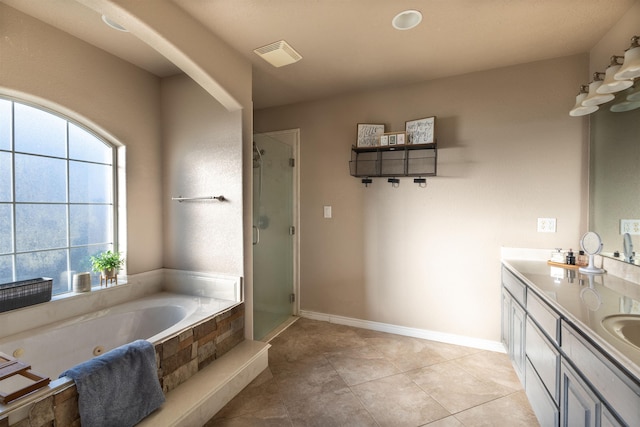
[581,80,615,106]
[610,100,640,112]
[597,64,633,94]
[570,93,599,116]
[614,46,640,80]
[627,86,640,102]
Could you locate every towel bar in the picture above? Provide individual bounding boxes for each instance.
[171,195,226,202]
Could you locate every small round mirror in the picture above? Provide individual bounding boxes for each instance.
[579,231,605,274]
[581,231,603,255]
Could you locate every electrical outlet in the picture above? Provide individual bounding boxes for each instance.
[537,218,556,233]
[620,219,640,235]
[323,205,332,219]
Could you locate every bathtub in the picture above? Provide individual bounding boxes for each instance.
[0,269,245,425]
[0,292,238,381]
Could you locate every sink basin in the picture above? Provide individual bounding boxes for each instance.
[602,315,640,349]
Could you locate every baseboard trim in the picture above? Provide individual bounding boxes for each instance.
[299,310,505,353]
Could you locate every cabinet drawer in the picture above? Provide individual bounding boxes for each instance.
[527,290,560,345]
[561,321,640,426]
[502,267,526,307]
[526,318,559,404]
[526,358,559,427]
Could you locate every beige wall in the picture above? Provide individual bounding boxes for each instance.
[255,54,589,341]
[0,3,163,274]
[161,74,244,275]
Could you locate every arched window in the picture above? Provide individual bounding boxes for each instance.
[0,98,118,295]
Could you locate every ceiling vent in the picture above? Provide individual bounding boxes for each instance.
[253,40,302,68]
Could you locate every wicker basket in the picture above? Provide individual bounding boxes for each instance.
[0,278,53,313]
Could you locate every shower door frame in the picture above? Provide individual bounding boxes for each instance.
[252,129,300,338]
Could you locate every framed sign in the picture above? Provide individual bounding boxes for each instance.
[357,124,385,147]
[405,116,435,145]
[381,131,406,146]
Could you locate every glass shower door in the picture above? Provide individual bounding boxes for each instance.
[253,133,293,340]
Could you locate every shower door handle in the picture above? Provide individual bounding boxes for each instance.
[253,225,260,245]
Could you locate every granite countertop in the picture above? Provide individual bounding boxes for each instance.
[502,258,640,380]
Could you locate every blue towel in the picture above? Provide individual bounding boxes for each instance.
[60,339,165,427]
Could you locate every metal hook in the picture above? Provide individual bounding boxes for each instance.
[413,177,427,188]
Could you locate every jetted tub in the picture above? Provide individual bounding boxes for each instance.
[0,292,238,381]
[0,269,244,423]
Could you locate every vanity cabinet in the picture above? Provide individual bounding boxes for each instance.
[501,264,640,427]
[526,319,560,416]
[560,359,600,427]
[501,269,526,383]
[561,322,636,426]
[349,143,437,178]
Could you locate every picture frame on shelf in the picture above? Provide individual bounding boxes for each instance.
[356,123,385,147]
[380,131,406,146]
[405,116,435,145]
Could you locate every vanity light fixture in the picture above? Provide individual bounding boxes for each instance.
[614,35,640,81]
[582,72,615,106]
[361,178,373,187]
[597,56,633,94]
[570,33,640,117]
[101,15,128,32]
[392,10,423,31]
[413,177,427,188]
[569,86,599,116]
[388,178,400,188]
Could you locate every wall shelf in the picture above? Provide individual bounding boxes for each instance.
[349,143,437,178]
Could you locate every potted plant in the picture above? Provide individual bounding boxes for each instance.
[90,250,124,286]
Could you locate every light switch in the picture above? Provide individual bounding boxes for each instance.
[323,206,332,219]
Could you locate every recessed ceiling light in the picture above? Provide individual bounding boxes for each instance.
[101,15,128,32]
[392,10,422,30]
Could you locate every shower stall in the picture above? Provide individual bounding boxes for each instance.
[252,131,297,340]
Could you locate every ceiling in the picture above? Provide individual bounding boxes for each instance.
[2,0,636,109]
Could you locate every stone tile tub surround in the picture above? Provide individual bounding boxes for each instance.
[0,269,243,426]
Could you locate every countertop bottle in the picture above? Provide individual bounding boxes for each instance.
[551,248,565,263]
[577,250,588,266]
[566,249,575,265]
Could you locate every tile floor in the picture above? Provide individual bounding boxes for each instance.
[205,318,539,426]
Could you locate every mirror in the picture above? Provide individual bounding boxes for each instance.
[579,231,605,274]
[589,84,640,265]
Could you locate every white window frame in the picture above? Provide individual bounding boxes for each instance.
[0,96,120,295]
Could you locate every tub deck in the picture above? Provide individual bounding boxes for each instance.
[0,269,250,426]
